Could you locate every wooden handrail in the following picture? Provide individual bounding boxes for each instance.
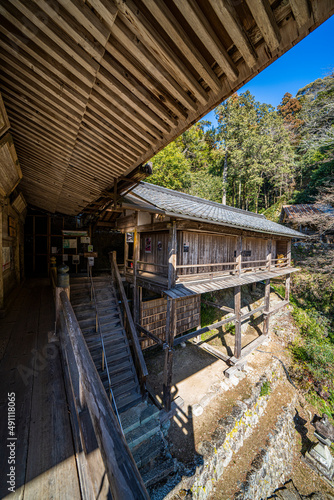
[137,260,169,269]
[241,259,267,265]
[111,252,148,382]
[59,291,149,500]
[176,261,236,269]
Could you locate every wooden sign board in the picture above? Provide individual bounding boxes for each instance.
[0,93,10,138]
[0,133,22,196]
[84,252,98,258]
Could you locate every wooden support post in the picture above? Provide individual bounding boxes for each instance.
[285,273,291,302]
[168,221,177,289]
[124,232,129,270]
[113,177,118,208]
[267,238,272,271]
[287,239,291,266]
[133,219,140,323]
[0,204,3,311]
[263,278,271,336]
[163,297,176,412]
[236,235,242,276]
[234,285,241,358]
[134,285,142,326]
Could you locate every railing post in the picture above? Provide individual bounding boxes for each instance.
[236,235,242,277]
[168,221,177,288]
[267,238,272,271]
[287,239,291,267]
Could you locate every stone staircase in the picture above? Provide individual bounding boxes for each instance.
[121,401,176,487]
[70,275,176,488]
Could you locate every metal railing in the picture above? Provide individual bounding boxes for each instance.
[88,266,123,432]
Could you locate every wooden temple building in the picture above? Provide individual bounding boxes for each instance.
[0,1,333,498]
[111,182,302,406]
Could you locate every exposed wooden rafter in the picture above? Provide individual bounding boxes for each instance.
[0,0,332,215]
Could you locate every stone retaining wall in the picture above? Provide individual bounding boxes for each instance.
[160,359,297,500]
[234,397,297,499]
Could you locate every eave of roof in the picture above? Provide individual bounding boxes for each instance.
[127,182,306,239]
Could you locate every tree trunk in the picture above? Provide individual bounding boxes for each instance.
[238,181,241,208]
[222,150,228,205]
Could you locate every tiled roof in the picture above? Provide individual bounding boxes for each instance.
[128,182,305,238]
[281,204,334,220]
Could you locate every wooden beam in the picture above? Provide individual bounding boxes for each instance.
[87,0,118,31]
[289,0,311,28]
[285,273,291,303]
[140,0,221,92]
[192,340,230,362]
[172,0,238,81]
[163,297,176,411]
[110,20,197,111]
[173,315,236,346]
[113,0,209,104]
[263,299,288,319]
[245,0,281,52]
[263,278,270,335]
[168,221,177,289]
[229,334,267,365]
[208,0,257,68]
[136,323,164,346]
[202,299,234,314]
[241,304,265,322]
[234,285,241,358]
[133,220,140,325]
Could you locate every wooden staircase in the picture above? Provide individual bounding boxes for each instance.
[70,276,142,413]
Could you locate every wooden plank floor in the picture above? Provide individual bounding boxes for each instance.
[0,279,81,500]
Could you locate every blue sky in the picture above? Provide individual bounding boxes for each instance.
[204,14,334,127]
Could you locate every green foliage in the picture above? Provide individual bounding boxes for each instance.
[261,194,288,222]
[293,159,334,203]
[147,142,191,191]
[260,381,271,397]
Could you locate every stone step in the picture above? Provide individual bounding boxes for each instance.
[120,402,160,435]
[141,458,176,488]
[126,416,161,450]
[132,433,166,470]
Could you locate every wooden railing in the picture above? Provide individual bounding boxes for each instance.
[124,256,290,283]
[175,257,290,281]
[125,258,168,276]
[111,251,148,389]
[58,289,149,500]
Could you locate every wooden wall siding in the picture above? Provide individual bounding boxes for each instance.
[139,231,169,276]
[276,240,287,258]
[177,231,236,275]
[0,133,22,197]
[0,92,10,137]
[241,236,267,268]
[0,0,333,215]
[140,295,200,349]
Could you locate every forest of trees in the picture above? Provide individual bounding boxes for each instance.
[147,73,334,216]
[147,73,334,416]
